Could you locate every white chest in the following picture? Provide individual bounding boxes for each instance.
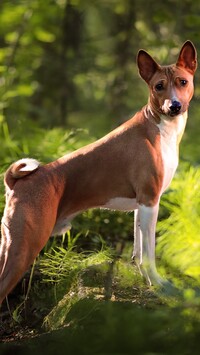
[158,114,187,192]
[160,135,178,192]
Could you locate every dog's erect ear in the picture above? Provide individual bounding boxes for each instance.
[176,40,197,74]
[137,50,160,84]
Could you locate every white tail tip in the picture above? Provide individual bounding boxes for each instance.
[17,158,40,172]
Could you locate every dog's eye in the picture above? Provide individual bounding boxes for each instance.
[155,83,164,91]
[180,79,188,86]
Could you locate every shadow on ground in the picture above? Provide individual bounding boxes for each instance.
[1,296,200,355]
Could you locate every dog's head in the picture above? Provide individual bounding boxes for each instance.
[137,41,197,118]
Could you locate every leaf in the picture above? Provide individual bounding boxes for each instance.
[34,29,56,43]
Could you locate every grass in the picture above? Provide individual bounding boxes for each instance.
[2,246,200,354]
[157,165,200,281]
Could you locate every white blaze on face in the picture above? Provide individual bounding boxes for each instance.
[162,99,172,115]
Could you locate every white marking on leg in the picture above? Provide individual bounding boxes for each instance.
[132,209,143,275]
[138,203,165,286]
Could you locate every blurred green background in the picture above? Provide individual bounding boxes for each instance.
[1,0,200,353]
[0,0,200,147]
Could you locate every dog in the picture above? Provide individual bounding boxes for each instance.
[0,40,197,304]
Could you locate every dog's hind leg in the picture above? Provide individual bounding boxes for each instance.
[0,222,27,304]
[0,206,55,304]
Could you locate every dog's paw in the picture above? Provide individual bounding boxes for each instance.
[154,278,181,297]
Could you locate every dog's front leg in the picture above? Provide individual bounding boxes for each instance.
[132,209,143,275]
[136,203,166,287]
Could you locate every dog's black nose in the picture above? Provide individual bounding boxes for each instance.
[169,100,181,115]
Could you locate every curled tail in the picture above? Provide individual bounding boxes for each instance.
[4,158,40,190]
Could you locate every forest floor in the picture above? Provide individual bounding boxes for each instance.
[1,243,200,355]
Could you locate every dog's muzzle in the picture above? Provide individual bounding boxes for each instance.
[162,99,182,117]
[169,100,181,116]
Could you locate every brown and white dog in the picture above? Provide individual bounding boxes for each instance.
[0,41,197,304]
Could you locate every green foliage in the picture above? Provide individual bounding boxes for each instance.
[73,208,133,242]
[157,166,200,280]
[39,231,113,329]
[0,121,94,164]
[40,244,112,285]
[114,259,142,289]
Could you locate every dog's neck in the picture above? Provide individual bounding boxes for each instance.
[144,101,162,124]
[144,103,188,132]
